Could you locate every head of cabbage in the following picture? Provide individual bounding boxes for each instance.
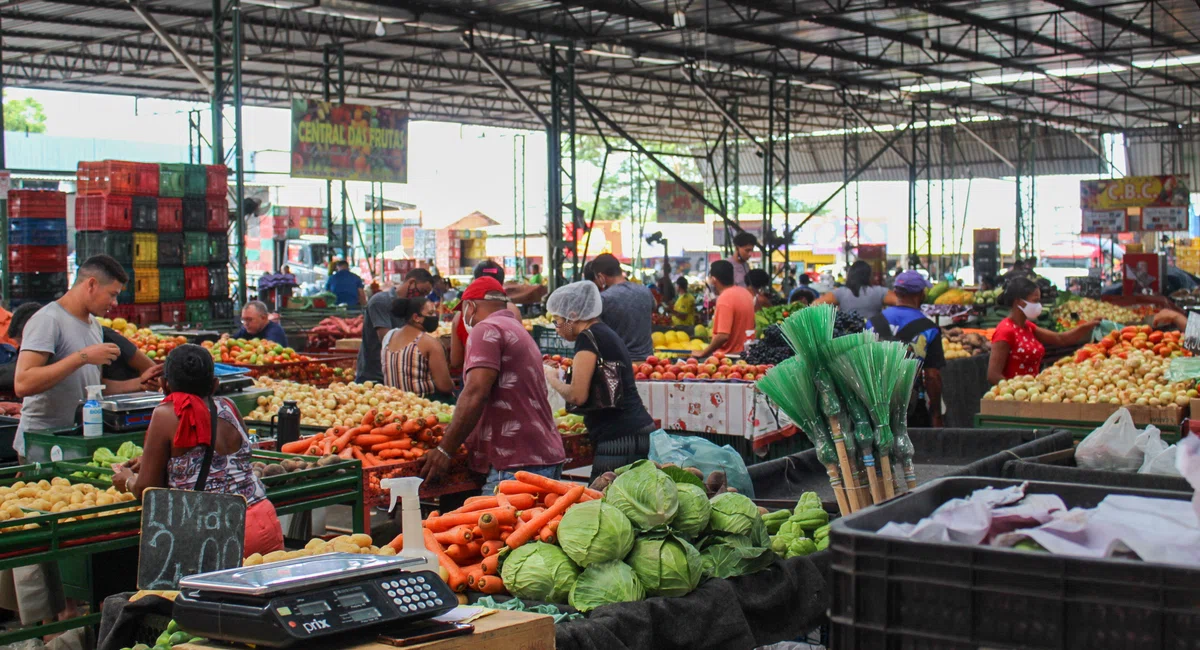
[604,460,678,531]
[500,542,579,604]
[708,492,760,537]
[557,500,635,568]
[626,534,703,598]
[568,560,645,612]
[671,483,711,539]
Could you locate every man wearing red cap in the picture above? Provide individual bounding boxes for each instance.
[420,277,565,491]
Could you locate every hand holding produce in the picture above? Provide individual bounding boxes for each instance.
[70,442,144,483]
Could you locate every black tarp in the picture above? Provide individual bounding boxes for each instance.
[555,553,830,650]
[749,428,1076,501]
[940,354,990,428]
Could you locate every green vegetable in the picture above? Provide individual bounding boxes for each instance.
[93,447,119,465]
[168,632,190,646]
[166,620,179,635]
[1012,539,1046,552]
[762,509,791,535]
[132,644,150,650]
[557,500,635,568]
[769,536,789,555]
[699,535,775,579]
[473,595,583,624]
[815,537,829,552]
[707,492,761,537]
[659,465,706,490]
[671,484,711,539]
[813,524,831,541]
[625,534,703,598]
[117,441,141,460]
[500,542,580,604]
[604,460,679,531]
[568,560,645,612]
[786,537,818,558]
[789,508,829,532]
[795,492,822,512]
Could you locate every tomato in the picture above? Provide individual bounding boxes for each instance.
[1149,331,1164,344]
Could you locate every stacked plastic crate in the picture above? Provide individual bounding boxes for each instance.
[9,190,69,307]
[77,160,229,326]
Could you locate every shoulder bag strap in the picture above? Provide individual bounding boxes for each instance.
[581,327,606,364]
[870,314,894,340]
[194,399,217,493]
[895,316,939,344]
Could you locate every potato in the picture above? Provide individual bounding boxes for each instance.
[262,550,289,563]
[305,538,326,551]
[350,533,373,548]
[244,553,264,566]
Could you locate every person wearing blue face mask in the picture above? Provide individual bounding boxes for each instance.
[988,277,1099,384]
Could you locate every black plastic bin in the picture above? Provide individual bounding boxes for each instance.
[0,416,16,463]
[749,427,1075,501]
[829,477,1197,650]
[1002,456,1192,492]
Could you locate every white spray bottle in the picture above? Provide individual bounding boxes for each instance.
[83,385,105,438]
[380,477,437,573]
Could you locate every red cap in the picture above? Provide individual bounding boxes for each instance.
[455,276,509,310]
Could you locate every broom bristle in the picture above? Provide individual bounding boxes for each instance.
[778,304,835,365]
[837,341,908,425]
[757,357,833,452]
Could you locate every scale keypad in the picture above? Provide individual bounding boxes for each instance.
[380,575,445,613]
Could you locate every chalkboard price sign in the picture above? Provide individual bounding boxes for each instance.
[137,488,247,590]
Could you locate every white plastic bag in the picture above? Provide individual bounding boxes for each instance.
[1140,443,1181,476]
[1075,408,1144,472]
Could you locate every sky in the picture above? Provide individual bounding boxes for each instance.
[6,87,1115,263]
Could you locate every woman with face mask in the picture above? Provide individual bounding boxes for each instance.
[987,277,1100,384]
[544,282,662,481]
[382,297,456,402]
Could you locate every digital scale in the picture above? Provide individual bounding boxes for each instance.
[99,391,164,432]
[173,553,457,648]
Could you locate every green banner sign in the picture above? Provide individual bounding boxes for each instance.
[290,99,408,183]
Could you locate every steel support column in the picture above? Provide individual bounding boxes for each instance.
[908,102,932,270]
[0,17,7,307]
[322,44,347,262]
[762,81,774,270]
[1015,123,1037,262]
[842,112,861,265]
[546,46,577,290]
[212,0,246,304]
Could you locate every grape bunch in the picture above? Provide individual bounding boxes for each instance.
[744,324,795,365]
[834,310,866,337]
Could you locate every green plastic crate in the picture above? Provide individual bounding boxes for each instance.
[76,231,132,266]
[159,163,186,198]
[159,266,184,302]
[187,300,210,323]
[23,427,145,464]
[183,232,209,265]
[183,164,206,197]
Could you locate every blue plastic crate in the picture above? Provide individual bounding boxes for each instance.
[9,218,67,246]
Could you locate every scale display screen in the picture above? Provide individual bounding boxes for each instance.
[336,592,369,608]
[347,608,380,623]
[295,601,330,616]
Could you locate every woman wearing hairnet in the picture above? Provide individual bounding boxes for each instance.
[544,282,662,480]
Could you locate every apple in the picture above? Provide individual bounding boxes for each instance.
[663,371,677,380]
[713,351,725,360]
[639,363,653,376]
[728,371,743,380]
[561,359,573,368]
[744,372,756,381]
[713,372,726,380]
[720,358,732,367]
[703,363,717,374]
[551,354,562,362]
[756,365,769,374]
[736,360,748,367]
[650,372,663,380]
[543,354,551,361]
[683,372,697,380]
[698,372,711,379]
[705,356,720,366]
[646,356,660,366]
[635,372,648,380]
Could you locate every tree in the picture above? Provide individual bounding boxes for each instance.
[4,95,47,133]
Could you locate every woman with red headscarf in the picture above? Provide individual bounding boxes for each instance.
[112,344,283,556]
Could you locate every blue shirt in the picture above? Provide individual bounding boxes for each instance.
[866,305,945,370]
[325,269,364,306]
[233,321,289,347]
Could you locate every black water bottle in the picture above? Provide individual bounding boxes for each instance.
[276,400,301,448]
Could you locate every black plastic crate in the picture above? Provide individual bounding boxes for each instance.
[208,264,229,298]
[211,298,234,322]
[158,232,183,266]
[829,477,1199,650]
[132,196,158,231]
[75,231,133,266]
[208,233,229,263]
[11,272,68,300]
[182,197,206,231]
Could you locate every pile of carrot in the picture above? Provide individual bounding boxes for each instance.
[278,408,450,467]
[387,471,603,594]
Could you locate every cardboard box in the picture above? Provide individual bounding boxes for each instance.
[979,398,1184,427]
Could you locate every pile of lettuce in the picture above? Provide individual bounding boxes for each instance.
[498,459,780,612]
[69,441,143,483]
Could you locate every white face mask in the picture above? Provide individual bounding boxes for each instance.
[463,303,476,333]
[1019,300,1043,319]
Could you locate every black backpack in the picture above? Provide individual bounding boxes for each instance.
[870,313,938,426]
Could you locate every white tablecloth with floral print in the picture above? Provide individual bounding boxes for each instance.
[635,380,793,441]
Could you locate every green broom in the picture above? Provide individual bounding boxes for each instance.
[777,303,835,367]
[812,368,864,512]
[833,342,907,501]
[757,357,851,516]
[823,331,879,507]
[890,358,921,491]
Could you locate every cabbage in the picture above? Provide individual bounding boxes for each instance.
[699,534,775,579]
[500,542,579,604]
[604,460,678,531]
[626,534,703,597]
[568,560,645,612]
[708,492,760,536]
[557,500,635,567]
[671,484,711,538]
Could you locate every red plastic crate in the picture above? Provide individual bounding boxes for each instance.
[133,163,160,196]
[206,199,229,232]
[206,165,228,198]
[160,301,187,325]
[184,266,209,300]
[130,303,160,327]
[157,198,182,232]
[8,190,67,219]
[9,245,68,273]
[77,161,140,196]
[107,304,134,322]
[75,195,132,231]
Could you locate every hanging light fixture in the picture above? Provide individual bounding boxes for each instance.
[673,9,686,28]
[375,19,386,37]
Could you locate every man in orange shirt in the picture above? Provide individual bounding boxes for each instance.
[694,260,756,357]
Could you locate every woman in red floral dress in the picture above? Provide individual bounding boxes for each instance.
[988,277,1099,384]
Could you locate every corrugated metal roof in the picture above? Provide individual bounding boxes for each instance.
[1125,126,1200,180]
[703,120,1104,186]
